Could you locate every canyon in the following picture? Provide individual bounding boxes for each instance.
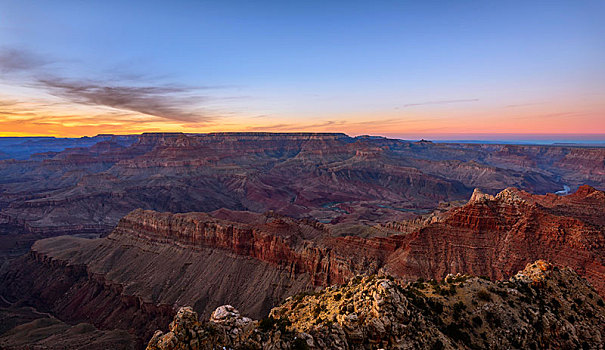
[0,133,604,349]
[1,185,603,348]
[1,133,603,238]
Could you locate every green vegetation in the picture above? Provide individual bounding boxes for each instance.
[444,322,471,344]
[471,316,483,327]
[312,305,321,317]
[432,282,457,296]
[427,299,444,314]
[448,284,457,295]
[412,281,426,289]
[489,287,508,299]
[485,311,502,327]
[259,316,292,333]
[431,340,444,350]
[292,338,309,350]
[477,289,492,302]
[551,298,561,310]
[453,301,466,319]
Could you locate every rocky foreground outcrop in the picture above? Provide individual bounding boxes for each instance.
[146,261,605,350]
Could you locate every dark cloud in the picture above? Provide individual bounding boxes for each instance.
[36,78,212,122]
[0,95,182,128]
[402,99,479,108]
[0,47,225,123]
[0,48,49,73]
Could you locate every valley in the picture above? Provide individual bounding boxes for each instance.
[0,133,604,349]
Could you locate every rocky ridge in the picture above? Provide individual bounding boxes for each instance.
[146,261,605,350]
[2,132,604,236]
[113,209,396,286]
[112,185,605,296]
[383,185,605,295]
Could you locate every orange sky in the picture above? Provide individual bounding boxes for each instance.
[1,93,603,138]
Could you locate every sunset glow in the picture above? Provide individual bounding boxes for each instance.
[1,1,604,139]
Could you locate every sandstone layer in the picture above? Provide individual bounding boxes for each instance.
[384,185,605,294]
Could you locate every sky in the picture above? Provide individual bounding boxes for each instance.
[0,0,604,139]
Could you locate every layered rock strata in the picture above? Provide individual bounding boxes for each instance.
[2,186,603,348]
[2,132,604,236]
[384,185,605,295]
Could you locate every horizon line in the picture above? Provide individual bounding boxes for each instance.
[1,131,605,140]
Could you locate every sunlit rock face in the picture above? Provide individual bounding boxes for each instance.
[146,261,605,350]
[0,133,604,349]
[384,185,605,296]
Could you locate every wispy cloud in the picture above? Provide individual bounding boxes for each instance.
[504,102,546,108]
[0,48,49,73]
[245,117,424,132]
[246,120,347,131]
[0,95,213,136]
[36,78,212,122]
[246,123,294,131]
[0,47,231,123]
[402,98,479,108]
[511,112,584,120]
[0,99,20,107]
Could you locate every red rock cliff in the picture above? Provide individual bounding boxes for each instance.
[385,185,605,295]
[112,210,396,286]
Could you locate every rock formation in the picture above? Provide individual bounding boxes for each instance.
[384,185,605,295]
[1,185,603,348]
[1,132,603,237]
[146,261,605,349]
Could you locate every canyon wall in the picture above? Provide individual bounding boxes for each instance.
[385,185,605,294]
[2,133,603,236]
[1,183,603,348]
